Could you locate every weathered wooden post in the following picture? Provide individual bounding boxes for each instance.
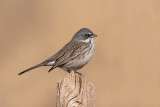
[56,71,96,107]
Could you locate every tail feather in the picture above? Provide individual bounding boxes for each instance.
[18,63,43,75]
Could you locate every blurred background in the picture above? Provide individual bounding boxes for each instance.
[0,0,160,107]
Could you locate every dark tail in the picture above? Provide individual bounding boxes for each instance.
[18,63,43,75]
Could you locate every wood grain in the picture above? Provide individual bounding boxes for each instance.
[56,71,96,107]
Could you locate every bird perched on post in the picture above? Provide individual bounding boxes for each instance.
[18,28,97,75]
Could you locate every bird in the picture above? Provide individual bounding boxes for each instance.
[18,28,97,75]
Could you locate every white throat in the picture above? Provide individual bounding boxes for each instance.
[82,38,94,43]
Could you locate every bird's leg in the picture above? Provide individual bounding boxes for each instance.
[74,70,84,76]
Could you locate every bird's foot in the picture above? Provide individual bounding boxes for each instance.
[74,71,84,77]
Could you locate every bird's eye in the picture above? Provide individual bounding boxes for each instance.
[85,33,92,38]
[85,34,89,38]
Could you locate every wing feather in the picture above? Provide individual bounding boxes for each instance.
[42,41,89,68]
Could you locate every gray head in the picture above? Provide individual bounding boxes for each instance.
[71,28,97,42]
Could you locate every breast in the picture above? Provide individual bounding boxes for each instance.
[79,42,95,66]
[60,38,95,71]
[67,39,95,70]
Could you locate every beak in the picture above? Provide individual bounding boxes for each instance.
[91,34,97,38]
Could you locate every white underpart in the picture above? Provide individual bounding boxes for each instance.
[75,38,95,67]
[47,61,55,66]
[90,38,94,44]
[62,38,95,71]
[81,38,95,64]
[82,38,95,63]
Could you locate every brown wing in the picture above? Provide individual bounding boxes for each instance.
[53,41,90,67]
[42,41,89,67]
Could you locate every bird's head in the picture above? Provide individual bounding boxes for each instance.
[72,28,97,43]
